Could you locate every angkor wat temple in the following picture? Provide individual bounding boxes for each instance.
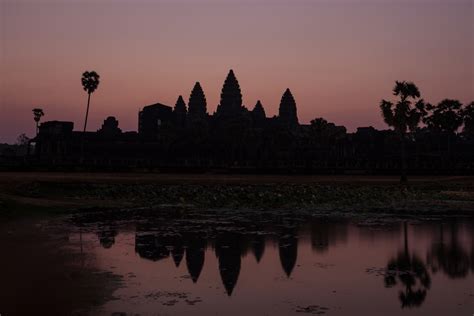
[32,70,474,173]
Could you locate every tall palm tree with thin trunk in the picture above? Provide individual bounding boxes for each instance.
[32,108,44,136]
[380,81,426,183]
[81,71,100,133]
[80,71,100,161]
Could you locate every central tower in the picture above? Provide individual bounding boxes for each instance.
[216,69,243,117]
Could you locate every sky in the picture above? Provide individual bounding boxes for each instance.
[1,0,473,143]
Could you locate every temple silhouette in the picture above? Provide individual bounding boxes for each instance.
[28,69,474,173]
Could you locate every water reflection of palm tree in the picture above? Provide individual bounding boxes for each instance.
[185,232,207,283]
[215,232,242,296]
[97,226,118,249]
[384,222,431,308]
[427,222,470,279]
[278,228,298,277]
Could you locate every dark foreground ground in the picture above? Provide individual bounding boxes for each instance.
[1,172,474,218]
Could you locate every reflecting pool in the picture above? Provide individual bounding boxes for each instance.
[62,209,474,315]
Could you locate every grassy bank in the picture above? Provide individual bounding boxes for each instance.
[1,172,474,218]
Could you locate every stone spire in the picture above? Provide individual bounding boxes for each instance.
[252,100,266,120]
[216,69,243,116]
[188,82,207,120]
[278,88,298,127]
[173,95,187,127]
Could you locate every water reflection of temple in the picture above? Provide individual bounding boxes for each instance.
[278,228,298,277]
[170,234,184,267]
[108,217,474,299]
[134,225,207,282]
[251,234,265,263]
[310,220,347,253]
[184,232,207,283]
[128,219,359,295]
[215,232,242,296]
[131,223,299,295]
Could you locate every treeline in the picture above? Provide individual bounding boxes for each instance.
[379,81,473,181]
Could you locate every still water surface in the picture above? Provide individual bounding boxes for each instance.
[66,209,473,315]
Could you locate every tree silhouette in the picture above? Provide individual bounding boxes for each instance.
[16,133,30,146]
[424,99,463,161]
[80,71,100,161]
[81,71,100,133]
[32,108,44,136]
[309,118,346,146]
[384,223,431,308]
[425,99,464,133]
[462,101,474,138]
[380,81,426,182]
[134,232,170,261]
[97,226,117,249]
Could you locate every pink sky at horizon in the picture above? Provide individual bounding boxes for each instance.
[1,0,473,143]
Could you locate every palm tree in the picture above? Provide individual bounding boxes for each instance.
[80,71,100,161]
[81,71,100,133]
[380,81,426,183]
[32,108,44,136]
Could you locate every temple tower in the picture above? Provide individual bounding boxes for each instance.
[216,69,243,117]
[173,95,187,128]
[278,88,298,127]
[188,82,207,121]
[252,100,266,119]
[251,100,266,127]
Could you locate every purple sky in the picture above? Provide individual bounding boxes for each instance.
[1,0,473,143]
